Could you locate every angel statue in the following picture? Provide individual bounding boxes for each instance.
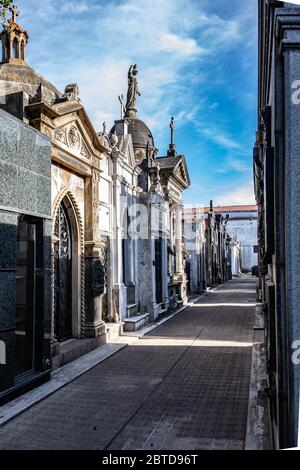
[125,64,141,118]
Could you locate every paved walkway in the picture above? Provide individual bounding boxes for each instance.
[0,278,256,450]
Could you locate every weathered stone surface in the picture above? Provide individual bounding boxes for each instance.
[0,213,17,270]
[0,160,18,208]
[0,109,51,216]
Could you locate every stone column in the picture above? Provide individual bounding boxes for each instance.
[84,241,107,338]
[111,172,127,321]
[175,206,183,275]
[112,174,122,286]
[172,205,187,303]
[126,193,134,285]
[169,209,175,276]
[84,170,106,339]
[161,237,169,309]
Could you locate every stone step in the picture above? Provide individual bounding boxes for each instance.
[158,308,168,318]
[126,303,138,318]
[52,337,105,370]
[105,322,124,342]
[123,313,150,332]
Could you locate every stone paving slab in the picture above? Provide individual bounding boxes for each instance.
[0,278,255,450]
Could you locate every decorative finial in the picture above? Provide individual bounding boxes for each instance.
[170,117,175,145]
[118,94,126,119]
[9,4,20,23]
[167,116,176,157]
[125,64,140,119]
[102,122,107,135]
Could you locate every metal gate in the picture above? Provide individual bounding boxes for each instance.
[54,203,72,341]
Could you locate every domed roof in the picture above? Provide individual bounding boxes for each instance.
[0,63,62,102]
[126,118,154,150]
[110,117,154,153]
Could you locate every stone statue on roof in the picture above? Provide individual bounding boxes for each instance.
[125,64,140,118]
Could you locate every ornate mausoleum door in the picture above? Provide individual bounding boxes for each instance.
[54,203,72,342]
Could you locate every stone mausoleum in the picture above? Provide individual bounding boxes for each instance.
[0,108,52,403]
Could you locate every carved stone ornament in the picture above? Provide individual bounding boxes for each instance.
[134,149,146,164]
[93,170,100,211]
[63,83,80,102]
[67,126,81,150]
[110,131,118,148]
[81,141,91,160]
[98,133,111,151]
[55,128,67,145]
[93,170,101,182]
[150,191,164,205]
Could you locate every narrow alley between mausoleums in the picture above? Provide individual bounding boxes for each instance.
[0,278,257,451]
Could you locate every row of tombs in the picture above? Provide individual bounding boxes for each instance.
[0,9,233,403]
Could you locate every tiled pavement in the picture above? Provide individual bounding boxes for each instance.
[0,278,256,450]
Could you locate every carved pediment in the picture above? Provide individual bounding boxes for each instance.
[173,158,190,188]
[54,123,92,161]
[174,161,187,183]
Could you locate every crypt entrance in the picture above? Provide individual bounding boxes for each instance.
[54,201,72,342]
[53,194,83,344]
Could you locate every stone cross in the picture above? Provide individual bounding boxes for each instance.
[9,4,20,23]
[170,117,175,145]
[118,94,126,119]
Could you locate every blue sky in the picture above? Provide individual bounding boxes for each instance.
[14,0,258,206]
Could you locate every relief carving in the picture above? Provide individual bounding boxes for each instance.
[98,133,111,151]
[81,141,91,160]
[67,125,81,151]
[92,170,100,211]
[134,149,146,164]
[55,128,67,145]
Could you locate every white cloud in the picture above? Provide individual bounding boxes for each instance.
[198,12,241,50]
[216,158,250,174]
[215,181,256,206]
[228,159,250,173]
[14,0,258,207]
[17,0,250,136]
[159,33,202,56]
[199,126,247,152]
[60,2,90,14]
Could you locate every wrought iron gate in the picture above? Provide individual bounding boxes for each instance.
[54,203,72,341]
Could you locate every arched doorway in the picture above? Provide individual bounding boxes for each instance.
[52,191,85,346]
[53,201,72,341]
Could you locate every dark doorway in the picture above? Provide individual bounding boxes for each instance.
[155,238,163,304]
[15,216,43,377]
[54,202,72,342]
